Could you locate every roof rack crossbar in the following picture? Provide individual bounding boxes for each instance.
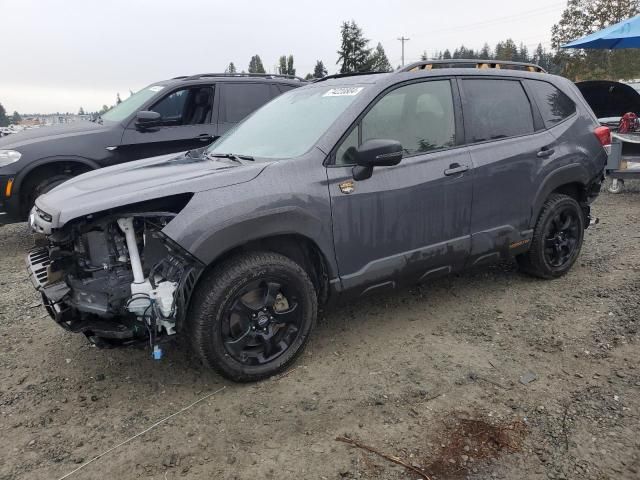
[400,59,547,74]
[312,71,388,83]
[181,72,307,82]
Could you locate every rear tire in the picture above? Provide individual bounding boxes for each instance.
[517,194,584,279]
[188,252,317,382]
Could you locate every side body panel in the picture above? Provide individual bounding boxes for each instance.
[465,131,556,264]
[163,150,340,281]
[327,147,474,295]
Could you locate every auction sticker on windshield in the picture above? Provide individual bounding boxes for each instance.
[149,86,165,92]
[323,87,364,97]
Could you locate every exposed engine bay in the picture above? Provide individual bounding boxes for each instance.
[27,211,202,357]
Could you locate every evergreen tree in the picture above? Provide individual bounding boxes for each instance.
[552,0,640,80]
[420,51,428,61]
[517,43,530,63]
[494,39,518,61]
[248,55,266,74]
[226,62,237,74]
[287,55,295,76]
[369,43,393,72]
[11,111,21,124]
[116,93,122,105]
[479,43,492,59]
[313,60,328,78]
[442,49,452,59]
[336,20,372,73]
[278,56,287,75]
[78,107,85,115]
[0,103,8,127]
[305,73,314,80]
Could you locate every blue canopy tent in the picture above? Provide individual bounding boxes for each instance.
[562,15,640,193]
[561,15,640,49]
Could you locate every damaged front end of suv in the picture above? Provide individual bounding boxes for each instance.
[27,195,203,355]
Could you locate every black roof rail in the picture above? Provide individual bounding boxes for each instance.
[181,72,307,82]
[400,59,547,73]
[312,71,389,83]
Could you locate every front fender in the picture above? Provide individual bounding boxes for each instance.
[163,182,338,279]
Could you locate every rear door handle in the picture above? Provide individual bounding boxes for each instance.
[197,134,212,142]
[444,163,470,176]
[537,147,555,158]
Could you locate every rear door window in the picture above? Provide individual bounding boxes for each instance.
[526,80,576,128]
[461,79,534,143]
[220,83,273,123]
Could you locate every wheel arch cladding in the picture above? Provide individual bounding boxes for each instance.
[15,157,98,196]
[176,201,338,304]
[530,163,590,229]
[198,233,332,305]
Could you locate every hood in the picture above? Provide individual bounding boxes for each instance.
[36,151,269,227]
[576,80,640,119]
[0,121,113,150]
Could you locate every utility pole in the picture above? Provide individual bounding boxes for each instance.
[398,36,410,67]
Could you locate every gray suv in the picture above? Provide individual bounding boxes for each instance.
[26,60,609,382]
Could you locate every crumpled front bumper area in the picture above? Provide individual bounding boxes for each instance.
[25,247,141,346]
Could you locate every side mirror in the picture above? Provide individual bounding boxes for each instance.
[135,110,162,129]
[352,139,403,181]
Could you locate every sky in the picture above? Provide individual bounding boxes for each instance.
[0,0,567,114]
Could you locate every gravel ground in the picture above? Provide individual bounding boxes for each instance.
[0,186,639,480]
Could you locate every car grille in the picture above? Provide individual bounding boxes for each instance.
[26,247,51,289]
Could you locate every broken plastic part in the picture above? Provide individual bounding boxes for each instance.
[153,345,163,360]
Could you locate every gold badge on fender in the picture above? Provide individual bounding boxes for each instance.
[338,180,355,194]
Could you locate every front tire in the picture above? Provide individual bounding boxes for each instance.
[517,194,584,279]
[26,174,72,216]
[188,252,317,382]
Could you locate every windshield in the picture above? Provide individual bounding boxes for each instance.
[101,85,165,122]
[208,85,366,158]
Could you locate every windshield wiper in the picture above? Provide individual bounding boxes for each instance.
[206,152,255,162]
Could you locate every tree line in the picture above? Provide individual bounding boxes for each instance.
[6,2,640,120]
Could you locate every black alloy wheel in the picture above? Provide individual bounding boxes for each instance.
[222,279,303,365]
[189,251,317,382]
[517,193,585,279]
[543,208,581,268]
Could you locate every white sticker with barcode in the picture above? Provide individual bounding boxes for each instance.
[323,87,363,97]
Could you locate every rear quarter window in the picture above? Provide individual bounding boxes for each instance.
[461,79,534,143]
[526,80,576,128]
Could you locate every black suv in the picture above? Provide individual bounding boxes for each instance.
[27,60,609,382]
[0,73,304,224]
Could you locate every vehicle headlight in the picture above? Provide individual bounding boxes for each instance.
[0,150,22,167]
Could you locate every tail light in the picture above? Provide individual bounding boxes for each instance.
[594,126,612,154]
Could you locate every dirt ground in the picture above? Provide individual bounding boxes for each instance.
[1,186,639,480]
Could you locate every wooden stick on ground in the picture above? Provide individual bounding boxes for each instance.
[335,436,432,480]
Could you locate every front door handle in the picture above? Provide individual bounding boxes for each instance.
[197,134,212,142]
[444,163,470,176]
[537,147,555,158]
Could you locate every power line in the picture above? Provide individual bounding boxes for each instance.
[420,2,564,37]
[398,36,410,66]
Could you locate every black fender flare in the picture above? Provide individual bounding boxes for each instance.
[529,162,590,229]
[13,155,100,197]
[182,206,339,280]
